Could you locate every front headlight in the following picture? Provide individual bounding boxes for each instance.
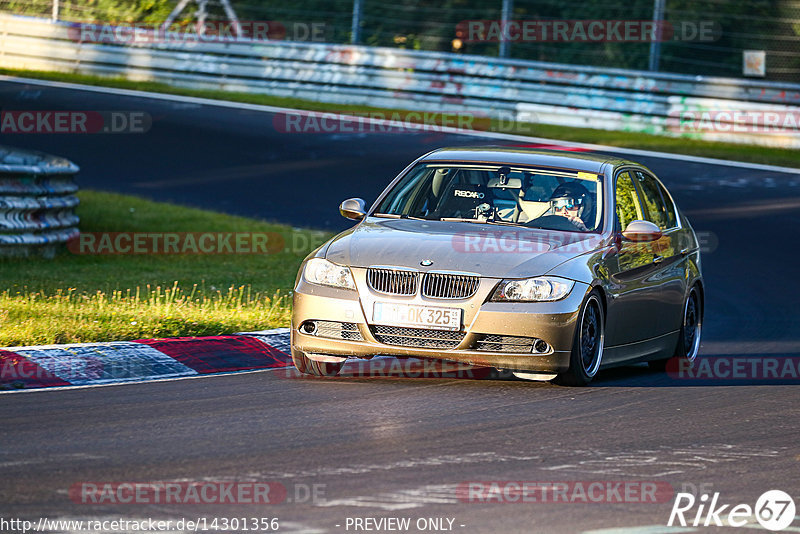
[491,276,574,302]
[303,258,356,290]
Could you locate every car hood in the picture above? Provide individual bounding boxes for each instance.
[324,217,603,278]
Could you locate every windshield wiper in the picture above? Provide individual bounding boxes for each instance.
[375,214,527,226]
[439,217,488,224]
[484,219,529,227]
[439,217,530,228]
[372,213,431,221]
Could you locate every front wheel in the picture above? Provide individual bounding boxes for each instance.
[553,290,605,386]
[291,348,344,377]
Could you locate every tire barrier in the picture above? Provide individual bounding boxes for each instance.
[0,144,80,257]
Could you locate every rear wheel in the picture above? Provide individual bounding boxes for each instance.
[649,285,703,371]
[291,348,344,377]
[553,290,605,386]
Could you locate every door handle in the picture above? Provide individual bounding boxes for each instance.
[653,255,664,264]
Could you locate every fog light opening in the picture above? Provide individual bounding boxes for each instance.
[533,339,550,353]
[301,321,318,335]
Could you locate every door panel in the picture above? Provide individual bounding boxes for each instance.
[605,170,665,350]
[634,171,686,336]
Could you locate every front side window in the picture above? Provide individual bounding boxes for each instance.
[373,163,603,233]
[615,171,644,231]
[635,171,677,230]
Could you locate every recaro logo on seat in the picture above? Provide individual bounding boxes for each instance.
[454,190,485,199]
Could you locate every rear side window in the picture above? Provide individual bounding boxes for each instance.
[635,171,677,230]
[615,171,644,231]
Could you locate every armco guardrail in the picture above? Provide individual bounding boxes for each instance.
[0,144,79,257]
[1,14,799,147]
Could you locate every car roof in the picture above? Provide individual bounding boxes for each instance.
[419,146,636,173]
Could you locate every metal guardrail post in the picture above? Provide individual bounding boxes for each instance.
[498,0,512,58]
[648,0,665,72]
[0,145,80,258]
[351,0,363,44]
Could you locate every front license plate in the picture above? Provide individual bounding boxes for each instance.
[372,302,462,331]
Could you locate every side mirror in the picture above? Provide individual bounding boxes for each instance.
[339,198,366,220]
[622,220,662,242]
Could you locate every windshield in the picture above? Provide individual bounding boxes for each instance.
[373,163,603,233]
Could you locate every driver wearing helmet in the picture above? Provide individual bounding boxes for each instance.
[548,182,593,232]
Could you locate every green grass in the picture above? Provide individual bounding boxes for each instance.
[3,67,799,169]
[0,190,331,346]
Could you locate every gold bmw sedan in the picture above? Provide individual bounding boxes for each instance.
[291,147,703,386]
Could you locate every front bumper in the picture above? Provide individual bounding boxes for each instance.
[291,275,589,373]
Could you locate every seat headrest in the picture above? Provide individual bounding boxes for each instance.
[436,183,489,218]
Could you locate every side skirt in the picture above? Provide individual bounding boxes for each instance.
[601,331,680,368]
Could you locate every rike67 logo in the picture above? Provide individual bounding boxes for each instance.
[669,490,796,531]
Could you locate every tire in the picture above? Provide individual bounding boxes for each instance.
[291,348,344,377]
[553,290,605,386]
[648,285,703,372]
